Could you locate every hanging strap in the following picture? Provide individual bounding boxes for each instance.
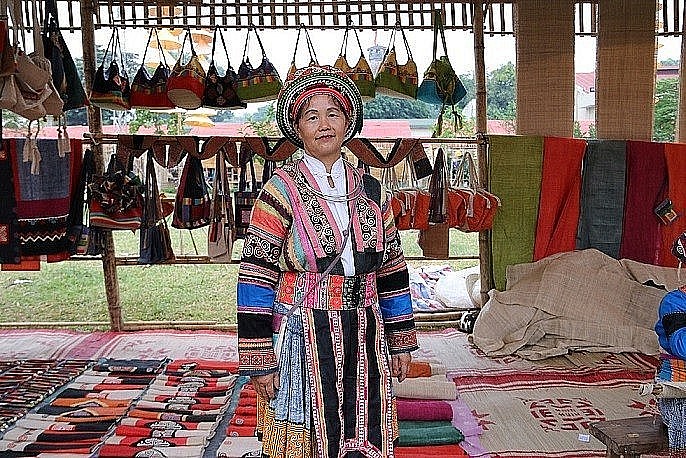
[140,28,168,68]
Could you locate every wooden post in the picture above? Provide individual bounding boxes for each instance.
[678,2,686,142]
[80,0,123,331]
[473,0,493,304]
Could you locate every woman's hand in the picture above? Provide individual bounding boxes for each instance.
[251,372,280,400]
[391,352,412,382]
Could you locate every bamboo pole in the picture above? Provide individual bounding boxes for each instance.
[80,1,123,332]
[473,0,493,305]
[678,0,686,142]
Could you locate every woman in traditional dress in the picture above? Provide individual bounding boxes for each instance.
[237,65,418,458]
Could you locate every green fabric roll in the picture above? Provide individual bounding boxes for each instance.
[489,135,544,291]
[398,420,464,446]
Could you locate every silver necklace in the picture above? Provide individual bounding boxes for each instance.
[298,164,365,203]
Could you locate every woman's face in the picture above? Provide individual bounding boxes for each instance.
[295,94,349,163]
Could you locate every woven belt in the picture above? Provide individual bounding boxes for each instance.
[276,271,377,311]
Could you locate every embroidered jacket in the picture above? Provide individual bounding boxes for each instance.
[237,159,418,376]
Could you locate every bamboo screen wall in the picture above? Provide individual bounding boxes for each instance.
[596,0,657,141]
[515,0,576,137]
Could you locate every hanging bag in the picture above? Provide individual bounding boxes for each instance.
[66,148,94,256]
[236,24,282,103]
[90,28,131,111]
[375,22,418,100]
[130,28,174,110]
[88,153,144,231]
[202,28,246,110]
[172,150,212,229]
[334,18,375,101]
[208,149,236,262]
[427,148,449,225]
[286,23,319,79]
[417,10,466,135]
[452,152,500,232]
[167,29,206,110]
[139,151,175,265]
[41,0,88,111]
[233,147,260,239]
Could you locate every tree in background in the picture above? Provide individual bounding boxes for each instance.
[457,72,475,110]
[243,102,278,137]
[486,62,516,120]
[364,96,438,119]
[653,77,678,142]
[128,110,186,135]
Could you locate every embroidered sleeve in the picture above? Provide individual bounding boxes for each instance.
[237,177,292,376]
[376,194,418,354]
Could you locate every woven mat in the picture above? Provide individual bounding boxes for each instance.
[458,383,659,457]
[78,330,239,361]
[0,329,92,360]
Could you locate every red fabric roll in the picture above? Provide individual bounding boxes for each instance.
[394,444,468,457]
[226,425,256,436]
[619,141,667,264]
[534,136,587,260]
[659,143,686,266]
[396,399,453,421]
[230,415,258,427]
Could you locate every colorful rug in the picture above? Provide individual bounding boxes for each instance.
[458,383,659,458]
[0,329,92,360]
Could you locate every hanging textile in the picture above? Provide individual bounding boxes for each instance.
[489,135,543,291]
[9,138,83,258]
[619,141,667,264]
[576,140,626,259]
[0,140,20,264]
[533,136,586,260]
[658,143,686,267]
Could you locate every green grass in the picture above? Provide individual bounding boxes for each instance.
[0,226,477,328]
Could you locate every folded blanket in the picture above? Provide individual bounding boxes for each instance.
[407,361,446,378]
[473,249,680,359]
[619,141,666,264]
[659,142,686,267]
[489,135,543,290]
[658,354,686,382]
[394,376,457,400]
[396,399,454,421]
[534,136,586,260]
[398,420,464,446]
[394,444,468,457]
[576,140,626,258]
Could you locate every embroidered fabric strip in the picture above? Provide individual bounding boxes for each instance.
[259,302,397,458]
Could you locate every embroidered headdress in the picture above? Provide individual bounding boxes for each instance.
[276,65,363,149]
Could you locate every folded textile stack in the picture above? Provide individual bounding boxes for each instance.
[648,354,686,450]
[216,382,262,457]
[0,360,89,433]
[0,358,160,457]
[392,361,468,457]
[98,359,237,458]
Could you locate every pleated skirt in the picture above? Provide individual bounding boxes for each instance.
[258,302,397,458]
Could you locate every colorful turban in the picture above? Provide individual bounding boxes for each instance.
[276,65,363,149]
